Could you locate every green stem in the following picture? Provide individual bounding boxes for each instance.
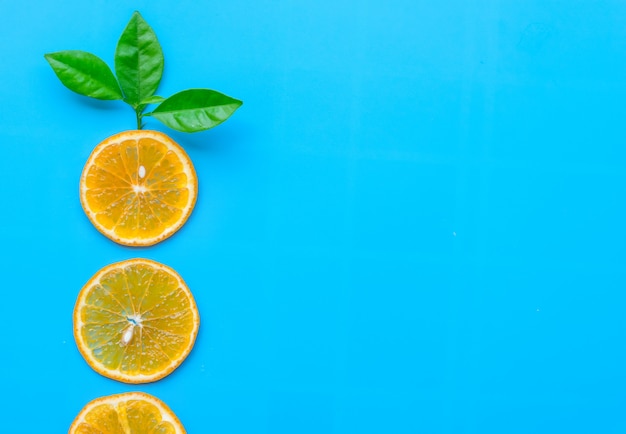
[135,109,143,130]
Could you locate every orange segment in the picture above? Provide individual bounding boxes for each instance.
[80,130,197,246]
[74,259,200,384]
[69,392,185,433]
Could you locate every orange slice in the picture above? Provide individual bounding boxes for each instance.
[74,258,200,383]
[80,130,198,246]
[69,392,186,433]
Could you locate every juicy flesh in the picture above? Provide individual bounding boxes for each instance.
[80,263,195,377]
[74,399,177,433]
[83,137,191,241]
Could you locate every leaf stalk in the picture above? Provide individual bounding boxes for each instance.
[135,108,143,130]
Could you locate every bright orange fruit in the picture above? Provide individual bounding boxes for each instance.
[69,392,186,433]
[80,130,198,246]
[74,258,200,384]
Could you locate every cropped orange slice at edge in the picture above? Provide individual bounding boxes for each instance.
[69,392,186,433]
[73,258,200,384]
[80,130,198,246]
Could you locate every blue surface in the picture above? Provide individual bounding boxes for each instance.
[1,1,625,432]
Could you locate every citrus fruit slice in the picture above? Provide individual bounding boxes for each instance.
[74,258,200,383]
[80,130,198,246]
[69,392,186,433]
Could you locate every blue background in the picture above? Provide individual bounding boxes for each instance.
[1,1,625,432]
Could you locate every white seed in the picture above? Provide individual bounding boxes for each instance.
[138,165,146,179]
[122,326,134,345]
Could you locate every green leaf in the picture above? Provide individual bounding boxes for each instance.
[115,11,164,107]
[141,95,165,105]
[146,89,242,132]
[44,51,123,100]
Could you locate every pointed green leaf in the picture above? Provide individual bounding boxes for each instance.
[146,89,242,133]
[115,11,164,107]
[44,51,123,100]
